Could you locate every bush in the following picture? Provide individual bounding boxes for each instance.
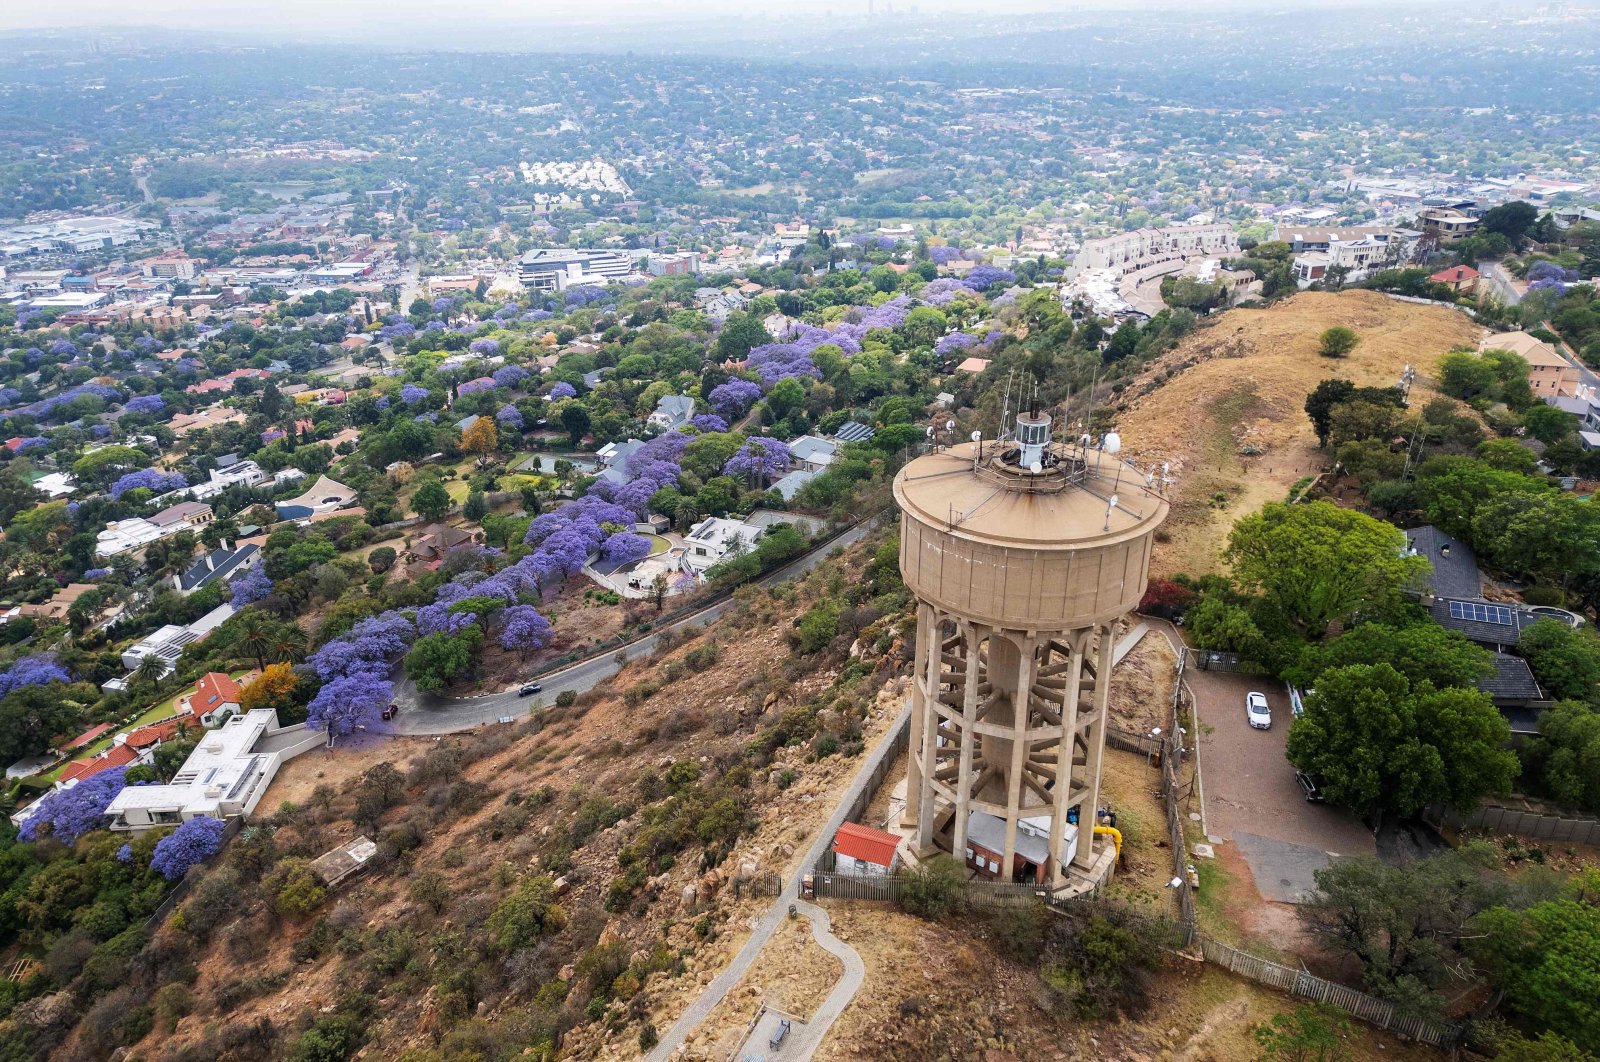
[897,855,967,920]
[555,690,577,708]
[267,858,327,918]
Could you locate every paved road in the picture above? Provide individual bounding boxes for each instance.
[1477,259,1523,306]
[385,517,883,736]
[647,701,910,1062]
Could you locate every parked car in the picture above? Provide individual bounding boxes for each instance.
[1295,770,1325,803]
[381,703,399,721]
[518,682,543,697]
[769,1018,791,1049]
[1246,691,1271,730]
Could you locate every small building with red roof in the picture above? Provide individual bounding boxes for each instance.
[62,723,114,751]
[1429,265,1480,294]
[121,715,192,752]
[831,821,902,875]
[57,742,140,787]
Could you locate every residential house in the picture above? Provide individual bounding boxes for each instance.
[18,583,99,622]
[683,516,760,572]
[56,742,142,788]
[116,603,236,682]
[1483,331,1579,400]
[596,438,645,485]
[173,543,261,595]
[403,524,483,576]
[103,709,308,830]
[170,405,245,436]
[119,714,195,754]
[177,459,269,501]
[1417,207,1480,245]
[831,421,877,445]
[787,435,839,473]
[94,502,214,558]
[179,672,243,726]
[647,394,695,431]
[771,468,818,502]
[274,475,357,520]
[1429,265,1480,294]
[831,822,901,876]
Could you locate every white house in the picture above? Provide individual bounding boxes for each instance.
[103,709,318,830]
[647,394,695,431]
[683,516,759,572]
[787,435,839,473]
[831,822,901,876]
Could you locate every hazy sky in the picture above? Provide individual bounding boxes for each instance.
[0,0,1447,35]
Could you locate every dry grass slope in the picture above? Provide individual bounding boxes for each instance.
[1114,290,1481,577]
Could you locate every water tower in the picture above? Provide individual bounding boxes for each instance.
[892,407,1168,890]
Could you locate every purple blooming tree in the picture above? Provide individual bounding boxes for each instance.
[401,383,432,405]
[494,303,521,320]
[709,379,762,419]
[230,565,274,608]
[457,377,496,396]
[48,339,79,356]
[0,655,71,697]
[724,437,791,483]
[123,395,166,415]
[14,437,49,453]
[307,667,393,740]
[110,469,187,499]
[469,339,501,356]
[19,767,127,843]
[691,413,729,433]
[564,285,608,307]
[935,332,978,357]
[493,364,530,389]
[746,345,820,388]
[548,381,577,400]
[83,567,111,580]
[497,605,552,652]
[928,245,963,265]
[603,532,653,566]
[963,265,1016,292]
[496,405,525,432]
[150,815,227,880]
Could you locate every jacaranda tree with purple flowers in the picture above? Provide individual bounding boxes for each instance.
[496,405,525,432]
[0,655,71,698]
[123,395,166,415]
[548,381,577,400]
[110,469,187,500]
[150,815,227,880]
[963,265,1016,292]
[469,339,501,356]
[691,413,729,433]
[457,377,496,396]
[723,437,791,484]
[230,565,274,608]
[709,379,762,419]
[497,605,552,653]
[18,767,127,843]
[493,364,530,389]
[603,532,653,566]
[401,383,432,405]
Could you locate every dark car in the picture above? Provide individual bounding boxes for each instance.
[1295,770,1325,803]
[381,703,399,721]
[518,682,543,697]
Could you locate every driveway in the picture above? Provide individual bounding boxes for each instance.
[1187,667,1374,902]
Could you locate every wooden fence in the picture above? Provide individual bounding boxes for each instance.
[1198,937,1459,1046]
[1430,801,1600,847]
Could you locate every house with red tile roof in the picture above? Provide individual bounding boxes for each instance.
[62,723,114,751]
[57,742,140,787]
[831,821,901,875]
[121,715,193,751]
[1429,264,1480,294]
[180,672,243,726]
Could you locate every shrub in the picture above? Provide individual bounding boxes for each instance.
[897,855,967,920]
[555,690,577,708]
[267,858,327,918]
[487,875,566,952]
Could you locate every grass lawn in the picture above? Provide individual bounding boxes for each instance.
[646,534,671,556]
[40,669,253,782]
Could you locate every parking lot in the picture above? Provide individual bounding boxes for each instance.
[1188,667,1375,901]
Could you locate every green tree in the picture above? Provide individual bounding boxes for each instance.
[1525,700,1600,811]
[368,546,397,574]
[1479,201,1539,242]
[560,403,591,447]
[765,377,806,423]
[463,490,488,522]
[1317,326,1359,359]
[1225,501,1427,639]
[1524,403,1579,446]
[1304,378,1356,448]
[1287,664,1515,819]
[403,628,481,692]
[1520,619,1600,704]
[1477,438,1541,474]
[714,312,770,362]
[1438,350,1502,400]
[897,855,967,920]
[1302,844,1500,1012]
[1291,622,1494,692]
[1470,894,1600,1045]
[411,479,452,521]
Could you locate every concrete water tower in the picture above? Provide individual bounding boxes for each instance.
[892,408,1168,891]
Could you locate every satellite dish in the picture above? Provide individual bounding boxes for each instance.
[1103,432,1122,453]
[970,430,982,443]
[1029,459,1042,473]
[945,420,955,431]
[925,425,934,437]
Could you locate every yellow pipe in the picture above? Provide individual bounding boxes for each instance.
[1095,825,1123,859]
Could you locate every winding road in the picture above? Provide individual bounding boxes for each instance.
[385,516,884,736]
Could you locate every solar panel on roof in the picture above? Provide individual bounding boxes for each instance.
[1448,600,1514,625]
